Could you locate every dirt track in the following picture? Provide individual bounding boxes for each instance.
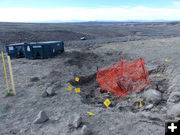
[0,35,180,134]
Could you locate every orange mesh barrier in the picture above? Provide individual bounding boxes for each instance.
[96,59,151,98]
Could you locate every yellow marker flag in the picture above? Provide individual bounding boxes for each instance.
[1,52,10,94]
[75,77,79,82]
[75,88,80,93]
[140,98,142,107]
[67,86,72,91]
[156,74,161,77]
[7,56,16,95]
[87,112,95,116]
[104,99,111,107]
[165,59,168,62]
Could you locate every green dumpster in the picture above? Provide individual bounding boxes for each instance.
[24,41,64,59]
[6,43,25,58]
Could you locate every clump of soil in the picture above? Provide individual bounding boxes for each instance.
[30,77,40,82]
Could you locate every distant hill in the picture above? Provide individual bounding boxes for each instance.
[23,20,180,24]
[1,20,179,24]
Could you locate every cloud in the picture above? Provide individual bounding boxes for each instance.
[0,6,180,22]
[172,1,180,7]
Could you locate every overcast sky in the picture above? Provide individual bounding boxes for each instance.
[0,0,180,22]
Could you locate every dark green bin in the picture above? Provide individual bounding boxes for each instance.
[6,43,25,58]
[24,41,64,59]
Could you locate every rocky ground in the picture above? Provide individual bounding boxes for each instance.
[0,36,180,135]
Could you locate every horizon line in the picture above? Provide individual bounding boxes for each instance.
[1,20,180,24]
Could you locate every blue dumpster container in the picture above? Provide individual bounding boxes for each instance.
[24,41,64,59]
[6,43,25,58]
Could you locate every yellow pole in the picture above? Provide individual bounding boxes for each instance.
[7,56,16,95]
[1,52,10,94]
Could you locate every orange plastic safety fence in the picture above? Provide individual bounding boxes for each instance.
[96,59,151,98]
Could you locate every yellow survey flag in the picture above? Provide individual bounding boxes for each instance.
[75,88,80,93]
[156,74,161,77]
[7,56,16,95]
[140,98,142,107]
[165,59,168,62]
[75,77,79,82]
[87,112,95,116]
[67,86,72,91]
[104,99,111,107]
[1,52,10,94]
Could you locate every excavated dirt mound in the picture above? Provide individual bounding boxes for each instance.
[64,51,100,69]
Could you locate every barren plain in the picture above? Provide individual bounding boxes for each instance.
[0,22,180,135]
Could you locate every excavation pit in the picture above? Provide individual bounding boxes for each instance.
[69,63,170,113]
